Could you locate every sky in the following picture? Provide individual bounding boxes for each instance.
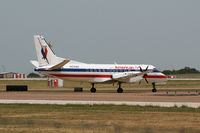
[0,0,200,74]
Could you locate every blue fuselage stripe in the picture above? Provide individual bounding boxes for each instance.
[35,68,160,73]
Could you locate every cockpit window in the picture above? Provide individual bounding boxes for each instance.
[153,68,160,72]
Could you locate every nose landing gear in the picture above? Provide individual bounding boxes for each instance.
[152,82,157,93]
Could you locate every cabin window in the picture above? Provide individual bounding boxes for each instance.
[153,68,160,72]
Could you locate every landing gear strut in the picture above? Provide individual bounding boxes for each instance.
[152,83,157,93]
[90,83,96,93]
[117,82,123,93]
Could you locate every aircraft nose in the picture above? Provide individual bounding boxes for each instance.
[161,73,168,81]
[161,72,167,77]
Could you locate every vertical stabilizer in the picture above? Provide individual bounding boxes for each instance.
[34,35,63,67]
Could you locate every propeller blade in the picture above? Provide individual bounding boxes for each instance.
[143,74,147,78]
[145,66,149,71]
[138,66,149,85]
[139,66,143,72]
[145,78,149,84]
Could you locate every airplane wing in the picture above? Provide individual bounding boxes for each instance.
[47,59,70,70]
[112,71,151,81]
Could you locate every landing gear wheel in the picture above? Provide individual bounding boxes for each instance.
[117,82,123,93]
[152,88,157,93]
[90,88,96,93]
[117,88,123,93]
[152,83,157,93]
[90,83,96,93]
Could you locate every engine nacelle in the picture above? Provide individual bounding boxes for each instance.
[112,72,143,83]
[128,76,143,83]
[112,73,128,79]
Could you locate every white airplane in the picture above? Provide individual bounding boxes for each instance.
[31,35,167,93]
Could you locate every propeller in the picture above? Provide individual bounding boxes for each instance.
[139,66,149,84]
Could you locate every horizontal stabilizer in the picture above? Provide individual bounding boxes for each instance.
[30,60,39,67]
[47,59,70,70]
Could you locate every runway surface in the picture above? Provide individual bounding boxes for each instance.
[0,88,199,108]
[0,89,199,102]
[0,99,200,108]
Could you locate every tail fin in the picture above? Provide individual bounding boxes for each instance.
[34,35,64,67]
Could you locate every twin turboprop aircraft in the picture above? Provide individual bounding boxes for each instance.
[31,35,167,93]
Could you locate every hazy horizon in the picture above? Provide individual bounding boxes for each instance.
[0,0,200,74]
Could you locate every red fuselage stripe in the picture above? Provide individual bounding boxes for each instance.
[144,75,168,78]
[51,74,167,79]
[51,74,112,78]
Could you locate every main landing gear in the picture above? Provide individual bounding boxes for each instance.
[90,83,124,93]
[117,82,123,93]
[152,82,157,93]
[90,83,96,93]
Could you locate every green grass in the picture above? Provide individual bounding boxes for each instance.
[158,80,200,88]
[173,74,200,78]
[0,104,200,133]
[0,80,48,89]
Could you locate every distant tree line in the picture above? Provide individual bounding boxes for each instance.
[27,72,48,78]
[27,72,41,78]
[162,67,200,75]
